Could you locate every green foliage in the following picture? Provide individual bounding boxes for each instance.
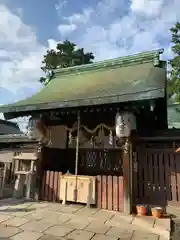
[169,22,180,101]
[40,40,94,85]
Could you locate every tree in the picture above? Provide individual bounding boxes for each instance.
[40,40,95,85]
[168,22,180,101]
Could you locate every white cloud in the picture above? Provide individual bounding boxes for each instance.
[130,0,164,17]
[0,4,48,129]
[55,0,67,16]
[63,8,93,24]
[58,23,77,36]
[0,5,36,45]
[96,0,123,15]
[47,39,59,50]
[56,0,180,61]
[0,3,65,131]
[0,4,65,103]
[0,4,46,94]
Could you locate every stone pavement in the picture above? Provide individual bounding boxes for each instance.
[0,199,171,240]
[166,205,180,239]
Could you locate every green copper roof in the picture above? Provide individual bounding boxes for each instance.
[0,49,166,118]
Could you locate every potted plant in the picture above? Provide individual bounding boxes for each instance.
[136,205,147,216]
[151,207,163,218]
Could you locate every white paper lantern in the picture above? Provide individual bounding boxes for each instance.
[115,111,136,138]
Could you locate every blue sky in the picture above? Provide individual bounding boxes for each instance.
[0,0,179,107]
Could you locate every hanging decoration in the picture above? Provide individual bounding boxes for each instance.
[109,130,113,145]
[67,123,115,148]
[90,136,94,145]
[65,123,114,134]
[66,111,135,147]
[68,131,72,144]
[124,138,130,154]
[67,123,114,147]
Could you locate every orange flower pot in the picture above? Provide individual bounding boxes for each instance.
[136,205,147,216]
[151,207,163,218]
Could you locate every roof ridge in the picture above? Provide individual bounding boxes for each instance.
[54,48,164,76]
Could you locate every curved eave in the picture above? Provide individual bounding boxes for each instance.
[0,61,166,119]
[3,88,165,120]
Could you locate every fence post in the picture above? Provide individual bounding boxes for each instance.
[35,143,43,201]
[0,165,7,198]
[123,138,132,214]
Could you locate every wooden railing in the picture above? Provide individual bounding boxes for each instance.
[97,175,124,211]
[41,171,62,202]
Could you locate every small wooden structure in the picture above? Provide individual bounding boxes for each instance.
[13,152,37,199]
[0,151,14,198]
[0,49,168,213]
[0,119,24,197]
[60,175,96,206]
[0,133,38,199]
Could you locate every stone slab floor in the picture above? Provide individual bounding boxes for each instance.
[0,199,170,240]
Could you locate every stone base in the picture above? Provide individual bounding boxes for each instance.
[171,218,180,239]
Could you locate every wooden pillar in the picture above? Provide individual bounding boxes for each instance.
[74,110,80,202]
[0,163,7,198]
[123,138,133,214]
[75,110,80,176]
[35,142,43,201]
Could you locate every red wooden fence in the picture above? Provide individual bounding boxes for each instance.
[41,171,124,211]
[97,175,124,211]
[41,171,62,202]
